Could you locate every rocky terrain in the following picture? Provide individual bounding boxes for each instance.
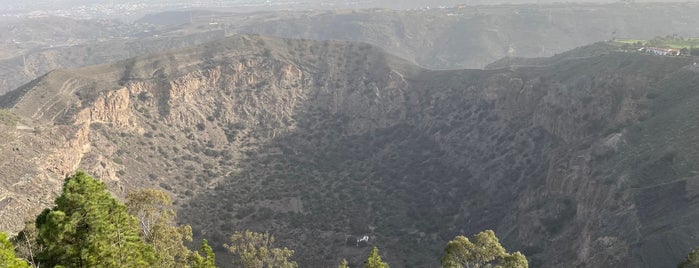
[2,34,699,267]
[3,2,699,96]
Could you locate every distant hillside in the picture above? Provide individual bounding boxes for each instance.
[232,2,699,69]
[3,2,699,96]
[2,35,699,267]
[0,16,135,58]
[485,42,621,69]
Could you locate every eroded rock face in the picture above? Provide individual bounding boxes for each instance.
[2,36,699,268]
[82,87,134,127]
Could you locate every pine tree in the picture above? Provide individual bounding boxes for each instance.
[441,230,527,268]
[189,239,217,268]
[0,232,29,268]
[126,188,194,267]
[200,240,216,268]
[364,247,389,268]
[35,171,156,267]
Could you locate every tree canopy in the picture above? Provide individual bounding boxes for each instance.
[364,247,389,268]
[225,230,298,268]
[126,188,195,267]
[7,172,218,268]
[441,230,527,268]
[34,171,156,267]
[189,239,217,268]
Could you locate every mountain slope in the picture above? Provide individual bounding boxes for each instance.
[2,35,699,267]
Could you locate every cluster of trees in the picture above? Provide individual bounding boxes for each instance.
[347,241,524,268]
[0,172,529,268]
[2,172,216,268]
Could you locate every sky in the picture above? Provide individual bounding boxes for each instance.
[2,0,699,19]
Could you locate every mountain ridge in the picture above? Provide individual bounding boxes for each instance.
[4,2,699,96]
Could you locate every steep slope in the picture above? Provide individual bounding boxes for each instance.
[2,35,699,267]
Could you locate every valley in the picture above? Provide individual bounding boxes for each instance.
[1,34,699,267]
[2,1,699,268]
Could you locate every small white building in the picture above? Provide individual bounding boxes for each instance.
[645,47,680,56]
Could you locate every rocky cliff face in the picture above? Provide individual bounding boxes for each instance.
[2,35,699,267]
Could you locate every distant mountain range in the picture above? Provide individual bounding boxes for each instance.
[2,2,699,96]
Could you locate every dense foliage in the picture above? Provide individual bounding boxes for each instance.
[6,172,217,268]
[441,230,528,268]
[34,172,155,267]
[0,232,29,268]
[225,230,298,268]
[189,239,216,268]
[364,247,389,268]
[126,189,195,267]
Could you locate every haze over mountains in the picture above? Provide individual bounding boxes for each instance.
[2,1,699,268]
[3,2,699,96]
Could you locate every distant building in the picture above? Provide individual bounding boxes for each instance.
[642,47,681,56]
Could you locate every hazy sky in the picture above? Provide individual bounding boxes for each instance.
[4,0,699,9]
[3,0,699,19]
